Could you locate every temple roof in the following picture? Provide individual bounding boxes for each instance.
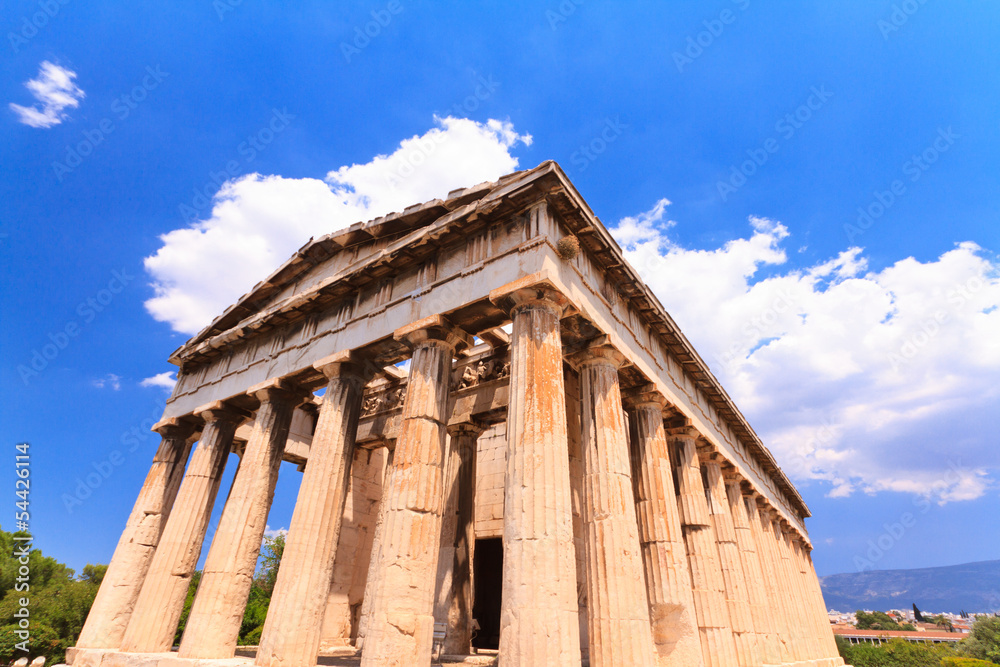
[168,160,810,519]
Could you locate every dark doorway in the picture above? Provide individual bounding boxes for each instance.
[472,537,503,650]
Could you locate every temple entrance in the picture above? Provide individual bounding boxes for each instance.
[472,537,503,650]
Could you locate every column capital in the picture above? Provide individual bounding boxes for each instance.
[446,419,486,439]
[393,314,472,354]
[193,401,252,425]
[665,425,701,442]
[622,383,667,411]
[489,277,570,318]
[151,417,196,439]
[247,377,311,406]
[313,350,379,382]
[566,334,628,370]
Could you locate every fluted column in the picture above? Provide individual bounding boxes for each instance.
[790,536,826,663]
[355,445,395,652]
[569,340,656,667]
[625,390,702,667]
[360,315,471,667]
[747,496,794,664]
[797,540,844,665]
[179,380,303,658]
[702,458,758,667]
[764,507,805,662]
[121,405,243,652]
[776,522,819,661]
[490,284,582,667]
[724,477,780,666]
[256,353,373,667]
[433,420,485,655]
[77,420,195,648]
[668,428,738,667]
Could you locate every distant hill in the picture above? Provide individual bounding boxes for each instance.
[820,559,1000,614]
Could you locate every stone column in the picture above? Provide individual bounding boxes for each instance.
[121,405,243,653]
[724,477,779,666]
[571,340,656,667]
[433,420,484,656]
[777,522,819,661]
[625,389,702,667]
[256,353,373,667]
[354,445,395,653]
[360,315,471,667]
[747,497,794,664]
[702,458,758,667]
[790,536,826,662]
[179,380,303,658]
[319,446,389,648]
[76,420,195,649]
[765,508,806,662]
[490,284,582,667]
[668,428,737,667]
[798,540,844,665]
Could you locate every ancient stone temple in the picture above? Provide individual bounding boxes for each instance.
[71,161,844,667]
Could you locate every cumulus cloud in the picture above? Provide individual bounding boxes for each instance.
[144,116,532,334]
[9,61,85,128]
[92,374,121,391]
[613,200,1000,504]
[140,371,177,391]
[263,525,287,539]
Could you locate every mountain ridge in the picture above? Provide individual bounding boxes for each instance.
[820,559,1000,614]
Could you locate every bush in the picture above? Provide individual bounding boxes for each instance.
[942,658,997,667]
[241,625,263,646]
[0,623,64,664]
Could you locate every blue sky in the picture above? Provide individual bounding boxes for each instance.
[2,1,998,583]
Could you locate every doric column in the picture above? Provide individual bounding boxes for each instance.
[724,477,779,666]
[179,379,304,658]
[490,284,582,667]
[433,420,485,655]
[797,540,844,665]
[354,445,394,653]
[777,522,820,661]
[121,405,244,653]
[624,388,702,667]
[360,315,471,667]
[764,507,806,662]
[319,445,389,648]
[668,427,738,667]
[790,536,826,662]
[701,457,757,667]
[747,496,794,664]
[571,339,656,667]
[77,419,195,648]
[256,353,373,667]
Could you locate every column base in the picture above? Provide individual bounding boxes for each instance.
[68,648,568,667]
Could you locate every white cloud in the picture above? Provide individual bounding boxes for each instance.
[263,525,287,539]
[613,201,1000,504]
[9,61,85,128]
[140,371,177,391]
[92,374,121,391]
[144,116,532,334]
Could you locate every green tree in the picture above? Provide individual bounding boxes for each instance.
[958,616,1000,663]
[856,610,910,631]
